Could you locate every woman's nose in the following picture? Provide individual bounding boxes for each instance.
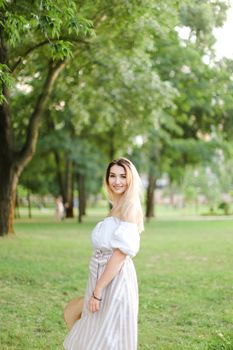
[115,176,121,184]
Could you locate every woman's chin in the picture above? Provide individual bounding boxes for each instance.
[112,190,125,196]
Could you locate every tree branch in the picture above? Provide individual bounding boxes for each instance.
[14,60,65,173]
[10,37,90,74]
[0,26,14,162]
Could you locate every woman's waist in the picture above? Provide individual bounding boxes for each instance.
[91,248,131,264]
[92,248,113,258]
[89,249,113,269]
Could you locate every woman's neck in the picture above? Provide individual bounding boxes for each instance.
[110,196,122,215]
[112,194,122,206]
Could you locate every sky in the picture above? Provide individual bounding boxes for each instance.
[214,1,233,59]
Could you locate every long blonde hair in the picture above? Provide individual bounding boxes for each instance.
[104,157,144,233]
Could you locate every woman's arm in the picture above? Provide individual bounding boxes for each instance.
[88,249,126,313]
[95,249,126,293]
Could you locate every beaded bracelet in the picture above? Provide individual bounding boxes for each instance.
[92,292,102,302]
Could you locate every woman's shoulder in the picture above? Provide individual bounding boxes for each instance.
[105,215,137,227]
[109,217,140,257]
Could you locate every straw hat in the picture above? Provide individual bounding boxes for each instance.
[64,296,84,330]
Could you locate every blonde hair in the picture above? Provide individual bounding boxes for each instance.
[104,157,144,233]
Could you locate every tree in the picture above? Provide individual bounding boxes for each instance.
[0,0,93,235]
[36,0,180,220]
[142,0,230,217]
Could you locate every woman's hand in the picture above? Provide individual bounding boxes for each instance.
[88,295,100,313]
[88,288,102,313]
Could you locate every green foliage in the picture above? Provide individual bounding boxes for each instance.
[1,0,233,213]
[49,41,74,60]
[181,154,233,213]
[4,12,29,47]
[0,0,6,9]
[0,63,12,103]
[3,0,93,47]
[0,0,94,107]
[180,1,229,34]
[20,151,58,196]
[218,202,230,215]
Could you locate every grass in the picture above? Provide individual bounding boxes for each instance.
[0,209,233,350]
[15,202,233,220]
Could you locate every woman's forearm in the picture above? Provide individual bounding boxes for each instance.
[94,249,126,296]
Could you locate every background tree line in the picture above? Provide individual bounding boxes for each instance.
[0,0,232,236]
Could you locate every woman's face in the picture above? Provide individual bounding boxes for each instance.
[108,164,128,196]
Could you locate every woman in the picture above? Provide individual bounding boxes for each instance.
[63,157,144,350]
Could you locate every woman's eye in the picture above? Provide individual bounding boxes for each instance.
[110,175,115,177]
[121,175,126,178]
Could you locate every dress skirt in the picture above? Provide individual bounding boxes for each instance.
[63,249,139,350]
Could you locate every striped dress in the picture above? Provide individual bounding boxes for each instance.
[63,216,140,350]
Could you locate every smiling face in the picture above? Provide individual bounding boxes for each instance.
[108,164,128,196]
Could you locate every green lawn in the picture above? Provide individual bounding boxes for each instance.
[0,212,233,350]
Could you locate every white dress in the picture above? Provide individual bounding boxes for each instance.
[63,216,140,350]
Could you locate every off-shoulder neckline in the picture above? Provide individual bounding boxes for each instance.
[103,216,137,226]
[104,215,119,220]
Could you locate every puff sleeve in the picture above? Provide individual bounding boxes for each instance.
[110,221,140,257]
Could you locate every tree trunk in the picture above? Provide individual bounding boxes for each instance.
[54,151,74,218]
[0,27,15,235]
[64,157,74,218]
[0,60,65,236]
[195,197,198,214]
[145,131,160,220]
[146,173,156,218]
[27,190,32,219]
[14,190,20,219]
[0,164,18,235]
[54,150,66,199]
[77,172,86,223]
[169,186,175,208]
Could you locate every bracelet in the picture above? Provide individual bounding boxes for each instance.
[92,292,102,302]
